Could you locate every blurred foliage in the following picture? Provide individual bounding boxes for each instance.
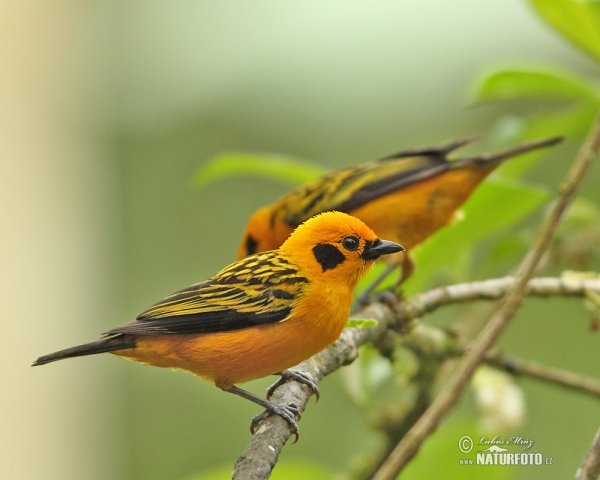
[194,153,327,189]
[340,343,401,411]
[474,67,600,103]
[472,367,526,433]
[529,0,600,63]
[551,197,600,270]
[473,0,600,177]
[471,0,600,279]
[473,64,599,176]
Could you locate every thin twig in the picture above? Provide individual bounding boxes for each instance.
[373,113,600,480]
[393,275,600,326]
[401,321,600,400]
[575,426,600,480]
[486,352,600,399]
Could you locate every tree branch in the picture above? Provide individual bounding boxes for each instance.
[575,425,600,480]
[486,351,600,399]
[372,112,600,480]
[392,275,600,326]
[402,321,600,399]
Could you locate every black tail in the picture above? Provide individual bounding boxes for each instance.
[32,336,136,366]
[379,136,480,161]
[453,135,565,169]
[378,135,563,167]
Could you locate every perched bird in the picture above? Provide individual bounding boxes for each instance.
[33,211,403,439]
[237,136,563,295]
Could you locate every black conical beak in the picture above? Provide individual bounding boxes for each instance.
[361,238,405,261]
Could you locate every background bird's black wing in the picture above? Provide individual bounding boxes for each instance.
[279,140,469,225]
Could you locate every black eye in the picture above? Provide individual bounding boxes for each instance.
[342,236,359,251]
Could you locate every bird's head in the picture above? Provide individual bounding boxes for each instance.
[237,206,294,260]
[279,211,404,286]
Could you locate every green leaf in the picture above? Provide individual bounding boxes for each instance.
[523,100,599,140]
[406,176,550,295]
[345,318,379,329]
[559,197,600,231]
[529,0,600,62]
[193,153,328,189]
[493,104,597,177]
[339,343,396,408]
[473,67,600,104]
[487,116,527,148]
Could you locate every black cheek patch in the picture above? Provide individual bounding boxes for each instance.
[245,235,259,256]
[312,243,346,271]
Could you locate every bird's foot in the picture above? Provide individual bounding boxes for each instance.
[250,402,301,443]
[266,369,320,402]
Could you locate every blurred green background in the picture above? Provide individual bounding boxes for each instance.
[4,1,600,479]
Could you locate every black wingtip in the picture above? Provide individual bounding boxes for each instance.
[443,136,482,154]
[379,136,481,161]
[380,134,565,166]
[454,135,565,168]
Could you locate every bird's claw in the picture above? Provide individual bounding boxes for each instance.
[266,369,320,402]
[250,402,301,443]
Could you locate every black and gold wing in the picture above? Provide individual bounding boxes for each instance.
[275,136,561,227]
[105,251,308,336]
[278,139,471,226]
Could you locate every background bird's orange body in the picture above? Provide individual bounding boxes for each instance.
[237,168,485,260]
[350,166,491,252]
[237,138,562,275]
